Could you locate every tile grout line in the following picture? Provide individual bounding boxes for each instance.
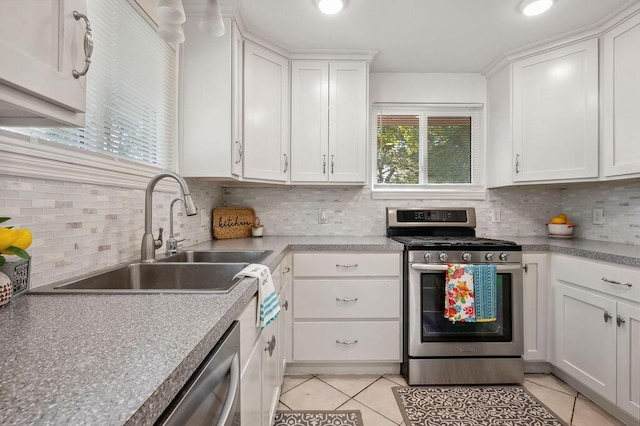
[524,377,578,397]
[569,393,578,425]
[279,375,315,398]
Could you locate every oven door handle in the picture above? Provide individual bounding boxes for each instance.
[410,264,523,272]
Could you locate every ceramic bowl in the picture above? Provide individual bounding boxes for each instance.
[547,223,576,236]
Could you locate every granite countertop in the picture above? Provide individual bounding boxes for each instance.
[0,236,400,426]
[0,235,637,425]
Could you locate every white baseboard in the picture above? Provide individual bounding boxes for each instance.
[285,362,401,376]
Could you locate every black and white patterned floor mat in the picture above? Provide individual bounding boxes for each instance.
[393,385,567,426]
[273,410,363,426]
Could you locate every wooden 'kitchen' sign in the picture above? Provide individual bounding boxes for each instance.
[212,207,256,239]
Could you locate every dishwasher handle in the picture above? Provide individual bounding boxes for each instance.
[216,353,240,426]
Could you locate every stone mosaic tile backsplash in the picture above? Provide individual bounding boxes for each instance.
[0,175,222,288]
[2,173,639,289]
[560,180,640,245]
[222,186,562,238]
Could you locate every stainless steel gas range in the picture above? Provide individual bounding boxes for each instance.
[387,207,524,385]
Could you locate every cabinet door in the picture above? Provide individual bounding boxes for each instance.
[616,301,640,420]
[243,43,289,182]
[280,280,293,380]
[522,254,548,361]
[0,0,87,125]
[603,13,640,178]
[290,61,329,182]
[261,320,280,426]
[240,340,262,426]
[231,22,244,177]
[328,61,367,183]
[512,39,598,182]
[554,283,617,402]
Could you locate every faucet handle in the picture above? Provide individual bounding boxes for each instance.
[154,227,163,249]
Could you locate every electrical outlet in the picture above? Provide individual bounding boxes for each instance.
[592,208,604,225]
[318,209,328,224]
[491,208,501,223]
[200,209,208,226]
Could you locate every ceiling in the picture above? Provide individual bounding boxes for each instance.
[236,0,636,73]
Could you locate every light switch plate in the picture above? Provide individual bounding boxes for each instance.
[592,208,604,225]
[491,208,501,223]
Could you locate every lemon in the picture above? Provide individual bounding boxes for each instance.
[551,216,566,224]
[558,213,568,220]
[10,229,32,250]
[0,228,18,251]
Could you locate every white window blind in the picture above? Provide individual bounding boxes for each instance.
[373,104,483,196]
[5,0,176,169]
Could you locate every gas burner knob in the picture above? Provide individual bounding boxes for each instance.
[499,252,509,261]
[438,252,448,262]
[485,253,495,261]
[423,253,432,262]
[462,252,472,262]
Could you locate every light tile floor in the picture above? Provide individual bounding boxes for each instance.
[278,373,626,426]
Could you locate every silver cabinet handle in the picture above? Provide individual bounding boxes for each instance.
[336,297,358,303]
[601,277,632,288]
[72,11,93,79]
[604,311,613,323]
[265,335,276,357]
[336,339,358,345]
[331,154,335,173]
[617,315,626,327]
[235,141,243,164]
[283,153,289,173]
[217,353,240,426]
[282,266,291,274]
[283,300,289,311]
[322,154,327,174]
[336,264,358,269]
[515,154,520,174]
[523,264,529,273]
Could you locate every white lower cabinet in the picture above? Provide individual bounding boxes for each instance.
[522,253,548,362]
[292,252,402,365]
[552,254,640,422]
[261,320,279,426]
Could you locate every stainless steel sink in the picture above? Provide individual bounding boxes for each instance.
[47,262,250,294]
[159,250,272,264]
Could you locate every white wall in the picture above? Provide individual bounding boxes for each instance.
[370,73,486,103]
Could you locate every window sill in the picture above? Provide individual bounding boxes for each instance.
[371,187,487,200]
[0,131,176,191]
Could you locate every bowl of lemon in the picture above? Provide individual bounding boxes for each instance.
[547,214,576,237]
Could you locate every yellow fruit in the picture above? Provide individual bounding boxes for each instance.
[558,213,568,219]
[0,228,18,251]
[11,229,32,250]
[551,216,566,224]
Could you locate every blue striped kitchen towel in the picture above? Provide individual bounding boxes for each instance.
[234,264,280,329]
[473,264,497,322]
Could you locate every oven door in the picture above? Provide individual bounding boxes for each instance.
[408,263,523,358]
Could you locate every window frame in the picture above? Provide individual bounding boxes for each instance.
[370,103,486,200]
[0,0,180,191]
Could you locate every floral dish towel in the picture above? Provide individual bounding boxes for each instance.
[444,264,476,323]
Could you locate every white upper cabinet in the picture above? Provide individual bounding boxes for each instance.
[291,60,367,183]
[0,0,87,126]
[603,12,640,178]
[512,39,599,182]
[182,17,245,179]
[243,43,290,182]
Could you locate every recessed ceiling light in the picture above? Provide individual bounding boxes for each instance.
[519,0,554,16]
[316,0,345,15]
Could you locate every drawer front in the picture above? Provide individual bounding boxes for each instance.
[554,255,640,303]
[294,279,400,319]
[293,321,400,361]
[294,253,400,277]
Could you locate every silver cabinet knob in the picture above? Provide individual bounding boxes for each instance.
[423,253,431,262]
[462,252,472,262]
[499,252,509,261]
[439,252,448,262]
[485,253,495,261]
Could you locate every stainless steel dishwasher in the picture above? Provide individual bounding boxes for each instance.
[156,321,240,426]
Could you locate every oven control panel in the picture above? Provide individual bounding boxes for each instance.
[410,250,522,264]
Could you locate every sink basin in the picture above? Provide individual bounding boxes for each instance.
[159,250,272,264]
[48,262,250,294]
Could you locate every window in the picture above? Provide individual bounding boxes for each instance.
[1,0,176,171]
[372,104,484,199]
